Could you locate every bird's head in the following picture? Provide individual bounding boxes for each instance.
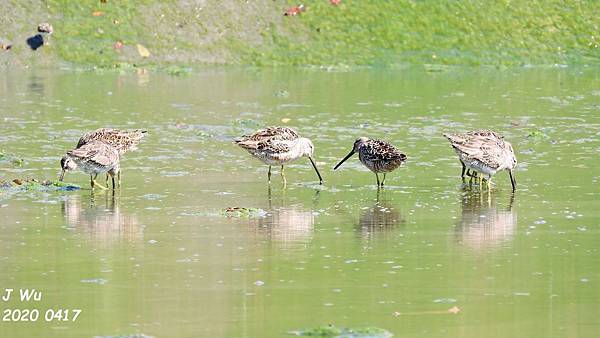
[59,156,77,181]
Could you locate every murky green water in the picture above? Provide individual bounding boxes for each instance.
[1,67,599,338]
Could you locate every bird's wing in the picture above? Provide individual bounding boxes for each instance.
[68,142,117,167]
[76,128,115,148]
[245,127,299,141]
[257,137,291,154]
[236,127,298,150]
[477,141,506,169]
[467,130,504,140]
[363,139,406,162]
[77,128,146,152]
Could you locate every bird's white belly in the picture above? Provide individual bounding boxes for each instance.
[251,150,300,166]
[78,161,113,175]
[463,159,498,176]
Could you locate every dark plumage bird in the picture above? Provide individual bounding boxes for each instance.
[334,137,407,186]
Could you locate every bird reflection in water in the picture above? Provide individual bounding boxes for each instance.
[61,193,141,245]
[231,187,318,249]
[356,189,404,239]
[454,189,516,251]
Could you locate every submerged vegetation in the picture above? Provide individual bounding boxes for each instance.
[0,151,24,167]
[1,0,598,69]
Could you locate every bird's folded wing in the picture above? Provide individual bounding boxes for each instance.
[257,138,291,154]
[244,127,299,141]
[68,146,115,167]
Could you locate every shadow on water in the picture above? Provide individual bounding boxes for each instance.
[61,193,142,245]
[453,189,516,251]
[27,75,45,96]
[356,188,405,239]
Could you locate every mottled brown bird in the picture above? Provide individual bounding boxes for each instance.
[235,126,322,185]
[444,130,517,191]
[75,128,147,186]
[60,140,120,190]
[334,137,407,186]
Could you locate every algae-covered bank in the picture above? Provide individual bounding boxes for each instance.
[1,0,599,69]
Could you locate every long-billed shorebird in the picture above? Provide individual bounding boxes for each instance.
[70,128,146,186]
[59,140,120,190]
[235,126,323,185]
[443,130,517,191]
[334,137,407,187]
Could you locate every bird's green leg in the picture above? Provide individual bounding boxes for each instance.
[479,175,483,190]
[112,175,116,190]
[268,166,272,184]
[469,171,476,185]
[376,173,380,186]
[280,165,287,186]
[105,174,109,186]
[90,175,94,190]
[117,171,121,187]
[461,163,466,179]
[381,173,387,186]
[92,173,108,190]
[486,176,492,190]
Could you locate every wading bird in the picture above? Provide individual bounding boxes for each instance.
[235,127,323,185]
[69,128,146,186]
[443,130,517,191]
[334,137,407,187]
[60,140,120,190]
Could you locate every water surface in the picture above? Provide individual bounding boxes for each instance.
[0,67,599,337]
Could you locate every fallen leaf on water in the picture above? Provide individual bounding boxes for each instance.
[113,41,123,49]
[92,11,104,16]
[1,43,12,51]
[284,4,306,16]
[281,118,291,123]
[136,44,150,58]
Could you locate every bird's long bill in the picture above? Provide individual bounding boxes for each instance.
[509,169,516,192]
[59,169,65,182]
[334,150,355,170]
[308,156,323,184]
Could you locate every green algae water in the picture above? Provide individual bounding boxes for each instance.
[0,67,599,337]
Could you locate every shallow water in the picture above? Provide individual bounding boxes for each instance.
[0,67,599,337]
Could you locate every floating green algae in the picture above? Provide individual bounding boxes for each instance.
[223,207,268,218]
[0,178,81,193]
[289,325,392,338]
